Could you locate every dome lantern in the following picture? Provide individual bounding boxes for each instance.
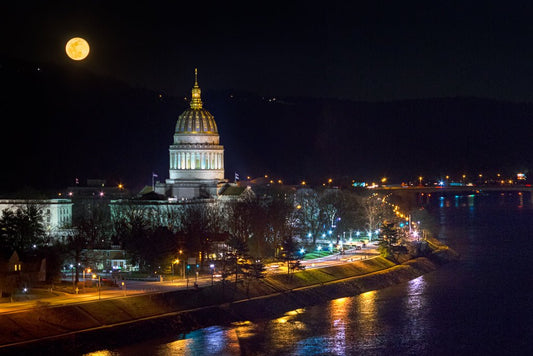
[190,68,203,109]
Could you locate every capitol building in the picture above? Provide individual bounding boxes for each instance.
[155,69,228,199]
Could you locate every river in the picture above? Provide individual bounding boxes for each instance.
[87,191,533,355]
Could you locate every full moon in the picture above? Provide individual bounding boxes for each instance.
[65,37,90,61]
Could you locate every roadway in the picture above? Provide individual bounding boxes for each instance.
[0,243,380,315]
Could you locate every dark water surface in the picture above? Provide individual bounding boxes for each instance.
[88,192,533,355]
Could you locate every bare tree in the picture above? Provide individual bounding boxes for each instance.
[358,193,393,240]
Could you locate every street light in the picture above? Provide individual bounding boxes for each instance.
[172,259,180,276]
[210,264,215,286]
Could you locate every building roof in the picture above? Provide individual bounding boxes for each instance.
[219,185,248,196]
[175,69,218,135]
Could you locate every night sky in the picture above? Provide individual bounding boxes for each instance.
[2,1,533,192]
[5,1,533,102]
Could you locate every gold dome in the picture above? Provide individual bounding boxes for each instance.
[175,108,218,134]
[175,69,218,135]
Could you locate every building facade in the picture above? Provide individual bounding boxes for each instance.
[0,199,73,238]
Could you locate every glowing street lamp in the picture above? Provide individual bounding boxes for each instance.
[172,259,180,276]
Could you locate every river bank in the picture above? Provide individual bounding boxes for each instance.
[0,238,458,355]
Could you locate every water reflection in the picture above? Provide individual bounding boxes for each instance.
[328,297,350,354]
[402,276,428,345]
[85,351,116,356]
[268,308,308,354]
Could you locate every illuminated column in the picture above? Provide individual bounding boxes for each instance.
[201,152,205,169]
[186,152,190,169]
[177,152,181,169]
[169,153,173,169]
[174,152,178,169]
[181,152,185,169]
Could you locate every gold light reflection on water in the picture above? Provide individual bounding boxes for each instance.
[161,338,195,355]
[328,296,352,354]
[354,289,378,343]
[231,320,256,339]
[84,351,115,356]
[269,308,308,352]
[359,290,377,314]
[153,326,242,355]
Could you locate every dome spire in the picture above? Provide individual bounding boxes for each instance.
[190,68,203,109]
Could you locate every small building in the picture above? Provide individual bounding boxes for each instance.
[83,248,135,272]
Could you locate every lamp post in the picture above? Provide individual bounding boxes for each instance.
[172,259,179,276]
[210,264,215,286]
[98,276,101,300]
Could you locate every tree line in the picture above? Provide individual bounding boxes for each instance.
[1,187,425,288]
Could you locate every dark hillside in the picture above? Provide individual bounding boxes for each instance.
[1,56,532,193]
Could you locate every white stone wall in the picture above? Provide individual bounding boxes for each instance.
[0,199,73,235]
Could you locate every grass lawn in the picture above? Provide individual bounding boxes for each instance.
[303,250,336,260]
